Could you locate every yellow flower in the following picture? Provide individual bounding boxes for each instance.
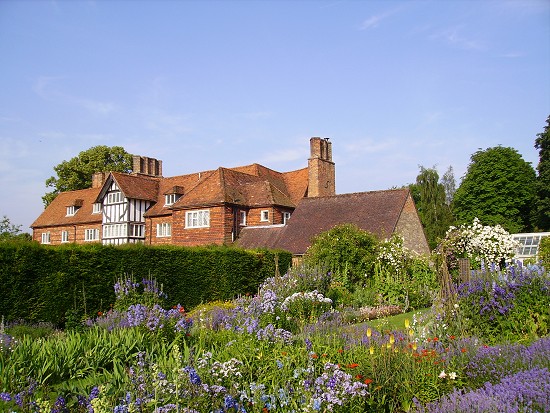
[366,328,372,338]
[369,345,375,355]
[389,334,395,344]
[408,328,414,337]
[405,318,410,329]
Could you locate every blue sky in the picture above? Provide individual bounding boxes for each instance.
[1,0,549,232]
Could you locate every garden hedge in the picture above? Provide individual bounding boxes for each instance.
[0,242,291,326]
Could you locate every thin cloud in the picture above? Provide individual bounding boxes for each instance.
[33,76,117,115]
[359,6,405,31]
[431,26,484,51]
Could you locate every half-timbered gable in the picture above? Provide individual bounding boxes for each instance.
[96,173,159,245]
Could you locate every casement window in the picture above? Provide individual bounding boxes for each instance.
[103,224,128,238]
[92,203,102,214]
[61,230,69,243]
[66,206,79,216]
[185,209,210,228]
[283,212,291,225]
[164,194,180,206]
[157,223,172,237]
[240,211,247,226]
[261,210,269,222]
[130,224,145,238]
[85,228,100,241]
[41,232,51,244]
[106,191,123,205]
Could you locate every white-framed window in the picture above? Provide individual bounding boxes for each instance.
[157,222,172,237]
[85,228,100,241]
[61,230,69,243]
[41,232,51,244]
[92,203,102,214]
[103,224,128,238]
[164,194,179,206]
[130,224,145,238]
[261,210,269,222]
[240,211,247,226]
[106,191,124,205]
[283,212,291,224]
[66,206,78,216]
[185,209,210,228]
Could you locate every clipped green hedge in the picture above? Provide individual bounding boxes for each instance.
[0,242,291,326]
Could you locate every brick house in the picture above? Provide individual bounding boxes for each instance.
[32,137,429,255]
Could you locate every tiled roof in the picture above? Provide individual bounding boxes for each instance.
[236,225,286,250]
[144,170,216,216]
[31,188,102,228]
[110,172,159,202]
[275,189,410,255]
[33,161,309,225]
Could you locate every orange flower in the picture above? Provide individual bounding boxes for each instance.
[310,353,318,359]
[97,311,103,316]
[281,351,288,356]
[449,335,456,340]
[338,349,344,354]
[322,353,328,358]
[461,348,467,353]
[355,374,363,380]
[347,363,359,369]
[364,378,373,385]
[433,337,439,342]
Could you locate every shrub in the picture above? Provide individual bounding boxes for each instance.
[303,224,379,287]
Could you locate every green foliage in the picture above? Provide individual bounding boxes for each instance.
[0,241,291,326]
[303,223,379,287]
[372,235,438,310]
[457,263,550,344]
[453,146,537,233]
[0,216,31,242]
[534,115,550,230]
[42,145,132,206]
[540,236,550,267]
[412,166,455,249]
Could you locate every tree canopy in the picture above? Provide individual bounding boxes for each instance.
[452,146,537,233]
[43,146,133,206]
[410,166,455,249]
[534,115,550,230]
[0,215,31,242]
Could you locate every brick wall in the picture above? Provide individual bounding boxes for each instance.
[394,193,430,255]
[170,206,233,246]
[33,223,102,245]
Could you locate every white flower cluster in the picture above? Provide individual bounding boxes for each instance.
[377,234,411,272]
[445,218,520,267]
[280,290,332,312]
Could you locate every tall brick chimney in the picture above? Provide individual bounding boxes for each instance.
[132,155,163,177]
[91,172,106,188]
[308,137,335,197]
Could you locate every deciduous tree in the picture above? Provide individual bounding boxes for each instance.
[453,146,537,233]
[534,115,550,230]
[43,145,133,206]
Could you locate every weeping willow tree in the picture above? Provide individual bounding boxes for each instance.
[411,166,455,249]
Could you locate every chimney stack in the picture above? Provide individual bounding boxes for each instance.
[308,137,335,197]
[91,172,106,188]
[132,155,163,177]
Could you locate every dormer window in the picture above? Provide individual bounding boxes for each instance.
[261,210,269,222]
[92,203,102,214]
[165,193,180,206]
[66,206,78,216]
[66,199,83,216]
[164,186,184,206]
